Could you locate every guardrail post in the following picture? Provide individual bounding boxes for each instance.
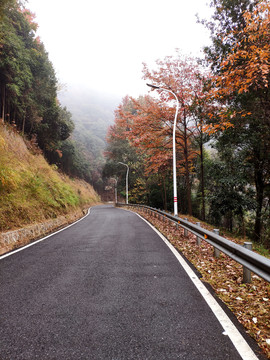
[213,229,220,258]
[243,242,252,283]
[184,218,188,237]
[196,222,201,246]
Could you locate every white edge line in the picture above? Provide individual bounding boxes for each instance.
[135,212,259,360]
[0,207,92,260]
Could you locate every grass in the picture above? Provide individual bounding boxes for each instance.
[0,123,100,231]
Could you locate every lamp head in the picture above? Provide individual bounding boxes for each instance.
[146,83,160,89]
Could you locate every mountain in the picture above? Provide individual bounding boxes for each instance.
[58,84,121,190]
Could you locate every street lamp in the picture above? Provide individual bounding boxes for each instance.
[118,162,129,204]
[147,83,179,216]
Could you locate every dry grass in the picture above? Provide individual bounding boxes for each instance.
[0,123,100,231]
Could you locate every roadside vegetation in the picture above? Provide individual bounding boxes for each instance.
[104,0,270,249]
[0,0,100,233]
[0,123,99,231]
[0,0,98,187]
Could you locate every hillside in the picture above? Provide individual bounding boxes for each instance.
[59,85,118,142]
[0,122,100,234]
[58,85,121,190]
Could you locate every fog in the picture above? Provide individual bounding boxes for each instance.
[27,0,212,98]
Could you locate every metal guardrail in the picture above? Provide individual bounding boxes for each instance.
[117,203,270,283]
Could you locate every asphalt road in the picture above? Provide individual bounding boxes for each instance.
[0,205,265,359]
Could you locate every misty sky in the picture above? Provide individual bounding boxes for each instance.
[27,0,213,98]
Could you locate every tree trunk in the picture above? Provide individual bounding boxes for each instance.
[1,83,5,121]
[254,166,264,242]
[163,175,167,211]
[22,110,26,135]
[200,138,206,221]
[183,117,192,215]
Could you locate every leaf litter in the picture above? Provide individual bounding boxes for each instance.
[131,208,270,359]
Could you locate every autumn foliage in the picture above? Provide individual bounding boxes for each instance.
[217,0,270,95]
[106,53,214,214]
[105,0,270,247]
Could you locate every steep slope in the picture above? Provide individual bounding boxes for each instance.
[0,122,100,232]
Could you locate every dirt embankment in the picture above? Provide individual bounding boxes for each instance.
[0,123,100,255]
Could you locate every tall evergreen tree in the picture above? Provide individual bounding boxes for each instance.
[0,0,96,185]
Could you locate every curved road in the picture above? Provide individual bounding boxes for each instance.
[0,205,265,359]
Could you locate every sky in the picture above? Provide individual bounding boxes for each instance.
[26,0,213,99]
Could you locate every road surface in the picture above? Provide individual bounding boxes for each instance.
[0,205,265,359]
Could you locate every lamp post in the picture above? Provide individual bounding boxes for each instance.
[147,83,179,216]
[118,162,129,204]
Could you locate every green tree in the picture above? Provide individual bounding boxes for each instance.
[207,133,255,233]
[202,0,258,72]
[57,139,92,183]
[0,1,76,176]
[38,106,75,163]
[0,0,17,20]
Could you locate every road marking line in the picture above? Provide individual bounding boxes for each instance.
[0,208,92,260]
[137,213,259,360]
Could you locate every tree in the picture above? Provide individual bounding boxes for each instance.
[216,0,269,95]
[104,97,146,203]
[142,52,211,215]
[38,105,75,163]
[0,0,17,20]
[105,55,216,214]
[207,132,255,233]
[0,1,93,188]
[0,4,39,126]
[57,139,92,183]
[201,0,259,73]
[116,95,177,210]
[0,2,74,150]
[203,0,270,243]
[104,96,174,208]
